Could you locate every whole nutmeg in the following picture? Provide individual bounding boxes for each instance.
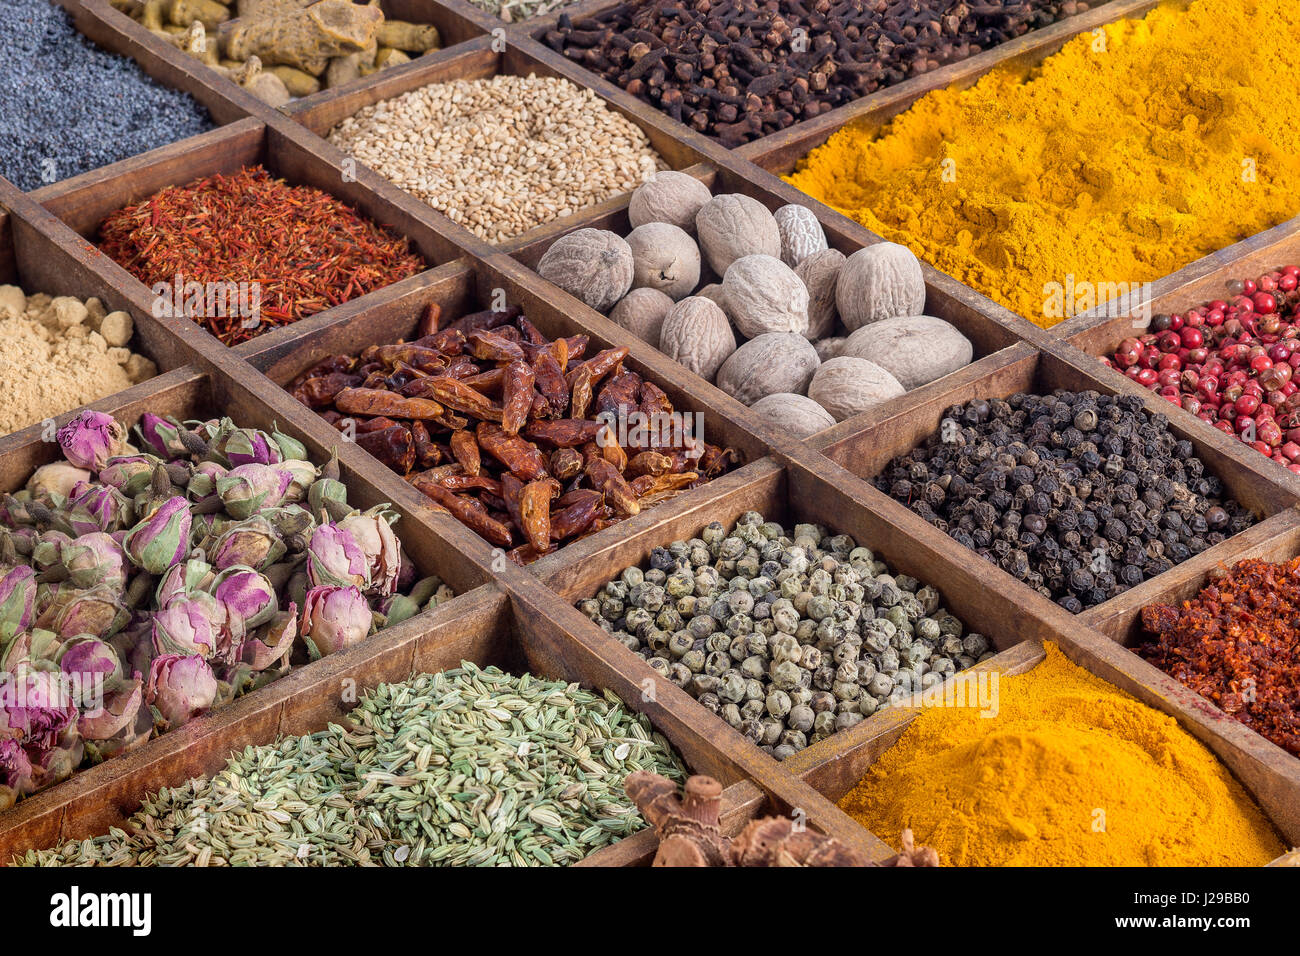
[609,287,675,345]
[716,332,820,405]
[628,171,714,234]
[836,242,926,331]
[774,203,829,267]
[814,336,847,362]
[795,247,846,340]
[808,356,905,421]
[721,254,810,338]
[537,228,634,312]
[841,315,973,390]
[695,193,781,276]
[658,296,737,380]
[749,392,837,439]
[626,222,701,300]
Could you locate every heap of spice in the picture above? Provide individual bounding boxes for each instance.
[326,74,665,243]
[115,0,442,104]
[578,512,993,758]
[542,0,1089,147]
[786,0,1300,327]
[16,663,687,866]
[1,0,213,191]
[1140,557,1300,758]
[97,166,425,346]
[837,642,1285,866]
[874,391,1256,611]
[288,303,735,564]
[0,409,450,810]
[0,286,156,436]
[1102,265,1300,473]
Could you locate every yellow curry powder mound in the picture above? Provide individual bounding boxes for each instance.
[837,643,1284,866]
[786,0,1300,329]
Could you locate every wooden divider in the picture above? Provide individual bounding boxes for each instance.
[0,0,1296,866]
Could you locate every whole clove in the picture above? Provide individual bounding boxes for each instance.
[542,0,1091,146]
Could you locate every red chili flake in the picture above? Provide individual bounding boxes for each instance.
[1140,556,1300,757]
[97,166,425,346]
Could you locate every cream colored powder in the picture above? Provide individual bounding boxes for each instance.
[0,285,157,436]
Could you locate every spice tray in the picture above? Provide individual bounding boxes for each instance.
[1,0,1298,865]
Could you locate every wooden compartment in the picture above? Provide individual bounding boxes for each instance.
[789,636,1299,860]
[814,341,1300,632]
[238,253,779,568]
[0,360,514,859]
[1053,227,1300,492]
[27,118,464,357]
[0,571,880,865]
[285,36,719,251]
[506,158,1032,449]
[94,0,488,114]
[0,181,208,442]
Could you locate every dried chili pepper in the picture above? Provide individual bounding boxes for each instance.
[1140,556,1300,757]
[289,306,735,562]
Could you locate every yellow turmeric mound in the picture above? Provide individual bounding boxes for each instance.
[837,643,1285,866]
[787,0,1300,328]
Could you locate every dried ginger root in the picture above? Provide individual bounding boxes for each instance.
[625,770,940,867]
[220,0,383,75]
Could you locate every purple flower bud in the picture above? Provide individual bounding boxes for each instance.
[215,425,281,467]
[147,654,218,729]
[76,679,143,742]
[98,454,162,496]
[63,532,128,590]
[271,425,308,462]
[123,497,192,574]
[186,461,228,512]
[58,410,131,471]
[276,460,318,503]
[0,669,78,752]
[238,602,297,671]
[67,484,134,537]
[26,462,92,501]
[155,557,215,608]
[0,565,36,642]
[136,413,187,459]
[31,530,73,575]
[208,516,287,571]
[300,586,372,658]
[52,584,130,640]
[216,464,294,520]
[212,566,277,639]
[338,511,402,598]
[0,736,33,806]
[151,592,229,660]
[305,525,370,590]
[57,633,123,687]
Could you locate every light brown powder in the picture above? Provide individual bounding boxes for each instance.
[0,285,157,436]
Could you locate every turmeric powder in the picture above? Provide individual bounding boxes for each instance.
[838,643,1285,866]
[787,0,1300,329]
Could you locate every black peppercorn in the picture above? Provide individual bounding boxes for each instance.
[873,389,1257,613]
